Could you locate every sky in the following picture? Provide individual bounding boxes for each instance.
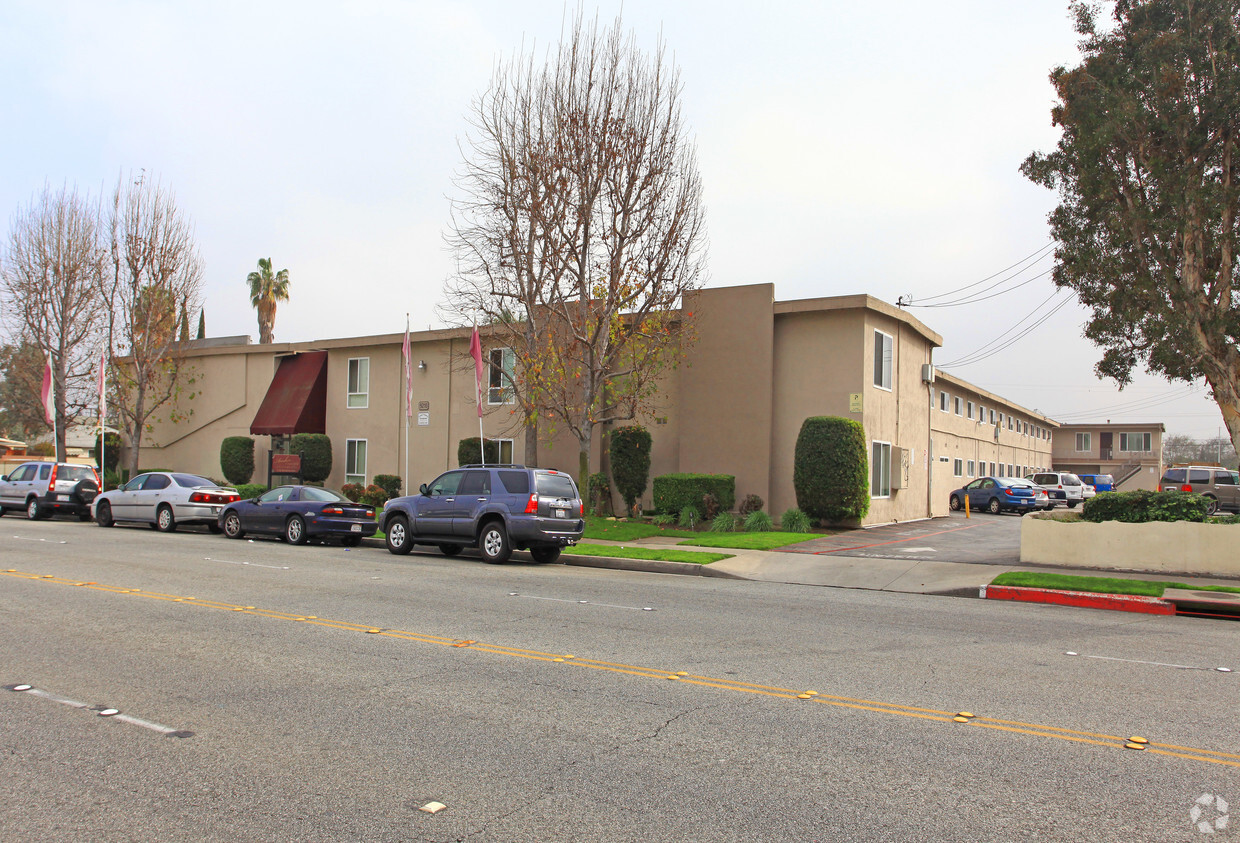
[0,0,1228,440]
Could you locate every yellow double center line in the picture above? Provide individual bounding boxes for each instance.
[7,569,1239,768]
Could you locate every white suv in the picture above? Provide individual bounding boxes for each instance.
[0,461,101,520]
[1027,472,1086,509]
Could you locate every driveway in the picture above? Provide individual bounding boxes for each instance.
[781,510,1023,566]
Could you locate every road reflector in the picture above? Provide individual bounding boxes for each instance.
[806,691,818,696]
[98,709,120,717]
[1218,667,1232,672]
[42,575,54,579]
[12,685,32,692]
[676,672,688,677]
[553,658,564,662]
[366,629,381,634]
[1124,741,1146,750]
[232,607,244,612]
[419,802,447,814]
[1128,736,1148,744]
[954,712,976,723]
[797,694,813,700]
[564,655,575,659]
[666,675,678,680]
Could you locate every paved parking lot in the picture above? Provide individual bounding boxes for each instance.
[782,510,1023,565]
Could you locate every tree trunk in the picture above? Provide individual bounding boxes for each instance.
[578,426,592,513]
[524,419,538,468]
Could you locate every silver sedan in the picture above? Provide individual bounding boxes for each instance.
[92,472,240,532]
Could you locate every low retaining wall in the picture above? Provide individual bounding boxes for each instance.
[1020,515,1240,578]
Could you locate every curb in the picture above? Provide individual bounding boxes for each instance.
[979,585,1175,615]
[562,555,745,579]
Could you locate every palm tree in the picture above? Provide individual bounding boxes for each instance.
[247,257,290,344]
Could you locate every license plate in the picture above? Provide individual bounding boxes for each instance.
[350,524,361,532]
[555,509,566,518]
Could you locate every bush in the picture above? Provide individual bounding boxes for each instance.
[94,432,122,473]
[103,469,122,491]
[793,416,869,523]
[373,474,402,499]
[28,442,54,456]
[610,425,652,515]
[738,494,765,517]
[744,510,773,532]
[651,514,676,527]
[219,436,255,485]
[702,492,721,521]
[677,506,699,530]
[710,512,737,532]
[234,483,267,500]
[341,483,364,502]
[653,473,735,518]
[1081,489,1210,523]
[458,437,501,466]
[290,433,332,483]
[587,472,611,516]
[361,484,388,507]
[780,508,813,533]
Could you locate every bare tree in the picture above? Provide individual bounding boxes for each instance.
[0,184,108,460]
[102,173,204,477]
[446,12,707,487]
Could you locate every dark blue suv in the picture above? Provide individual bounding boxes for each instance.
[378,465,584,563]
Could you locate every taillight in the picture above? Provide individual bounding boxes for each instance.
[322,506,344,515]
[47,464,57,490]
[91,467,101,487]
[1182,485,1194,493]
[189,491,242,504]
[578,501,584,517]
[524,493,538,514]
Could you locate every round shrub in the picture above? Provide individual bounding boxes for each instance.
[610,425,652,515]
[743,510,773,532]
[219,436,255,485]
[794,416,870,523]
[738,494,764,517]
[373,474,402,499]
[710,512,737,532]
[361,484,388,507]
[341,483,364,502]
[780,508,813,533]
[290,433,332,483]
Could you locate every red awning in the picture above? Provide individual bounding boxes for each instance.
[249,352,328,436]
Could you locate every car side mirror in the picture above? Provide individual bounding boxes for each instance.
[419,483,429,496]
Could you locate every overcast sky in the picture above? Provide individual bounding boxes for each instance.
[0,0,1227,440]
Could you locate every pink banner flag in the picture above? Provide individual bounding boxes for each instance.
[469,327,484,419]
[41,360,54,426]
[98,348,107,424]
[402,324,413,417]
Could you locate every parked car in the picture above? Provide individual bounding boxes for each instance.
[1081,482,1097,501]
[1078,473,1114,492]
[93,472,239,532]
[1026,472,1086,508]
[379,464,584,563]
[0,461,100,520]
[1158,465,1240,515]
[219,485,377,545]
[949,476,1048,515]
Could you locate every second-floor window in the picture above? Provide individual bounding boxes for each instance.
[873,331,893,390]
[347,358,369,408]
[488,348,516,404]
[1076,432,1091,452]
[1120,432,1152,452]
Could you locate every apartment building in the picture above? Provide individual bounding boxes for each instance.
[1051,422,1165,491]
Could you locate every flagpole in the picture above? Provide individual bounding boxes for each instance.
[403,314,410,493]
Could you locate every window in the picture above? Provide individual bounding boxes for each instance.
[977,404,985,423]
[458,470,492,495]
[989,462,996,476]
[871,441,891,497]
[940,391,949,412]
[953,458,963,477]
[345,439,367,485]
[873,331,893,390]
[967,459,975,476]
[1119,432,1152,452]
[493,438,514,464]
[347,358,369,408]
[1075,432,1091,452]
[1008,416,1014,431]
[998,464,1004,477]
[488,348,516,404]
[1008,464,1015,477]
[967,401,974,420]
[954,397,963,416]
[988,409,995,425]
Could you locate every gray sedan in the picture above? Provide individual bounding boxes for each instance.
[92,472,240,532]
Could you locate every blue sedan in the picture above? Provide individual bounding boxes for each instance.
[219,485,377,546]
[948,476,1048,515]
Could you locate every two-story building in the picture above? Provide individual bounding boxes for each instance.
[1051,422,1165,490]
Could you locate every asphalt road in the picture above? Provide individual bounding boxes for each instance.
[2,518,1237,842]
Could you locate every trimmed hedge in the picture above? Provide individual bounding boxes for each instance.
[653,473,735,518]
[234,483,267,500]
[1081,490,1210,523]
[458,437,501,466]
[794,416,869,523]
[610,425,652,514]
[219,436,255,485]
[373,474,402,499]
[94,432,122,473]
[290,433,332,483]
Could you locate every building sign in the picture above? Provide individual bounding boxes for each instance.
[417,412,430,426]
[418,401,430,412]
[849,393,863,413]
[271,453,301,474]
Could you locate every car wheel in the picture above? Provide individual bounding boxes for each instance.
[285,515,308,545]
[95,501,115,528]
[156,505,177,532]
[206,522,222,534]
[987,498,1001,515]
[478,521,512,564]
[222,511,244,539]
[439,544,463,557]
[78,510,93,522]
[26,497,44,520]
[1066,501,1078,509]
[385,516,413,555]
[1204,496,1219,516]
[949,495,962,511]
[341,535,361,547]
[529,545,561,564]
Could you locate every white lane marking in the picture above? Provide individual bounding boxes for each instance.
[507,593,654,611]
[1064,652,1232,672]
[203,557,290,570]
[899,547,937,553]
[11,536,67,544]
[8,685,192,736]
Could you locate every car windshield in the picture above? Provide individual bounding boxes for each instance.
[172,474,215,488]
[535,473,577,499]
[303,487,346,503]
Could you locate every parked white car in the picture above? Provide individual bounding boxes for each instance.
[1026,472,1086,509]
[93,472,240,532]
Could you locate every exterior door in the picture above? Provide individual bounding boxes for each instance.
[0,464,35,507]
[1100,432,1113,461]
[453,470,492,537]
[418,471,462,536]
[135,473,172,521]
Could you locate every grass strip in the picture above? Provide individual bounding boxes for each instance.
[564,543,731,565]
[991,571,1240,597]
[678,532,820,551]
[583,517,697,542]
[1163,582,1240,594]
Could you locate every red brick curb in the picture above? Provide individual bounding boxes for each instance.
[980,585,1176,615]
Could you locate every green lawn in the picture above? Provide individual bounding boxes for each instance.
[564,543,731,565]
[990,571,1240,597]
[678,532,821,550]
[583,517,697,542]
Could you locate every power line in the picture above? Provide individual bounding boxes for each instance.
[899,242,1055,307]
[937,290,1075,369]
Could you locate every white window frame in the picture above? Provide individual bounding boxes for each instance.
[493,438,514,464]
[989,409,995,425]
[487,347,516,405]
[967,459,975,476]
[953,458,963,477]
[1120,432,1152,452]
[940,391,949,412]
[873,330,893,391]
[871,441,892,498]
[1075,432,1091,452]
[345,438,367,486]
[347,357,369,409]
[954,397,963,416]
[967,401,974,420]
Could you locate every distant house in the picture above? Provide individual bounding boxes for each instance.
[1051,422,1166,491]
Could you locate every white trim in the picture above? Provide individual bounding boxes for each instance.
[347,357,369,409]
[345,438,368,485]
[872,330,893,391]
[871,440,892,498]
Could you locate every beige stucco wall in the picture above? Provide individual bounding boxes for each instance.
[1021,515,1240,577]
[1051,422,1165,491]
